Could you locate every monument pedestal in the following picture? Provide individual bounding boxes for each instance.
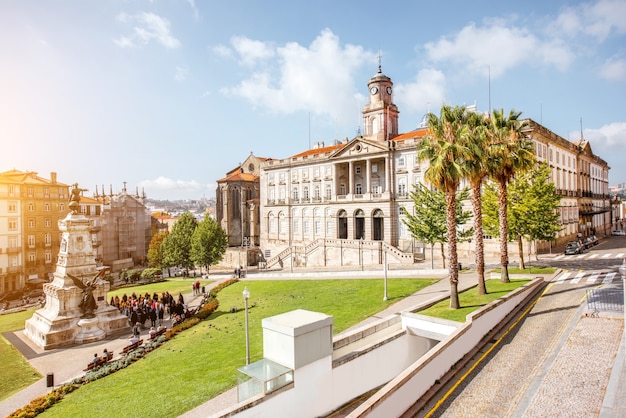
[24,203,130,350]
[75,317,106,344]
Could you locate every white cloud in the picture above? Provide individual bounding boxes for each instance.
[212,44,232,58]
[583,122,626,148]
[424,20,574,78]
[186,0,200,20]
[599,56,626,81]
[114,12,180,49]
[395,69,447,120]
[231,36,275,66]
[175,66,189,82]
[139,176,213,199]
[223,29,376,123]
[556,0,626,41]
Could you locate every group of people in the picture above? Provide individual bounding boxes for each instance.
[110,291,186,330]
[90,348,112,364]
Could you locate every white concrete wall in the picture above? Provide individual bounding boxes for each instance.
[217,278,544,418]
[348,278,544,417]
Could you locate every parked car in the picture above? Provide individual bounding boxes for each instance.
[582,237,593,249]
[612,230,626,236]
[588,235,598,246]
[564,241,583,255]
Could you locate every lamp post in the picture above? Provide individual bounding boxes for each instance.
[619,258,626,328]
[243,287,250,365]
[383,251,388,301]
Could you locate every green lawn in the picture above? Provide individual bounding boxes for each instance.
[39,278,437,418]
[0,279,215,403]
[0,309,41,401]
[418,278,531,322]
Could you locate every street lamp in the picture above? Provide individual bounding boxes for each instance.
[619,258,626,321]
[243,287,250,365]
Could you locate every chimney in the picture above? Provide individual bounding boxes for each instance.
[50,172,57,184]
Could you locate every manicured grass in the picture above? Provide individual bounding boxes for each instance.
[39,278,437,418]
[108,278,214,300]
[0,309,40,401]
[418,279,531,323]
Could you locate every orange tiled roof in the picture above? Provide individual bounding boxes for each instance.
[0,169,68,185]
[217,171,259,183]
[391,127,430,141]
[290,143,345,159]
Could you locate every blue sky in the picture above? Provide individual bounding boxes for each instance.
[2,0,625,200]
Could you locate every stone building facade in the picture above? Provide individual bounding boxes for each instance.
[86,184,152,270]
[255,67,611,269]
[216,154,266,268]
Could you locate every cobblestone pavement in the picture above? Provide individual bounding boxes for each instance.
[421,281,624,418]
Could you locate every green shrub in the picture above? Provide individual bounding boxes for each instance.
[141,268,161,281]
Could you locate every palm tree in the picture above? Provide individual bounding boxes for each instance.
[417,105,469,309]
[486,109,535,283]
[462,111,489,295]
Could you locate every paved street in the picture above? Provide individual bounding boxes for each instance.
[417,275,625,418]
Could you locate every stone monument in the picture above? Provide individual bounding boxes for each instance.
[24,184,129,349]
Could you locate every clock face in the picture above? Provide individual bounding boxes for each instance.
[386,86,392,95]
[370,86,378,95]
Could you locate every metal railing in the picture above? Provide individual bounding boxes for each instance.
[586,287,624,313]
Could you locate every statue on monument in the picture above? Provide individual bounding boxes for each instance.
[68,270,105,318]
[69,183,87,214]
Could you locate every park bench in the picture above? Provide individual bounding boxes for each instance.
[84,351,113,371]
[121,339,143,355]
[149,328,166,340]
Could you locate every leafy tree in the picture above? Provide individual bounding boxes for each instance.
[403,184,473,270]
[147,231,168,269]
[416,104,470,309]
[191,216,228,274]
[482,163,562,270]
[162,212,198,271]
[486,109,535,282]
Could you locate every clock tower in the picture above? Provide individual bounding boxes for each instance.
[363,65,399,141]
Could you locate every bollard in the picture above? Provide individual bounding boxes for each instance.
[46,373,54,387]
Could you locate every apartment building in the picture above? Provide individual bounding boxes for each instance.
[0,170,69,294]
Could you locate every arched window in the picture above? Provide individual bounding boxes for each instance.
[269,212,276,233]
[337,209,348,239]
[354,209,365,240]
[372,209,384,241]
[279,212,286,234]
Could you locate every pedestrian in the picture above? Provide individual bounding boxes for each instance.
[158,303,164,326]
[132,322,141,339]
[149,306,157,327]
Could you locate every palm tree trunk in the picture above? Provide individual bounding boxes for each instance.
[471,181,487,295]
[446,191,460,309]
[498,179,510,283]
[440,243,446,269]
[517,236,525,270]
